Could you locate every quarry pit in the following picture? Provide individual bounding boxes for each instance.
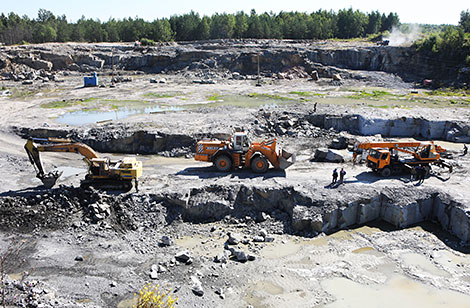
[1,40,470,308]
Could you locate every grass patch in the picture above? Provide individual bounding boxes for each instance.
[425,88,470,97]
[348,90,393,100]
[8,89,37,99]
[289,91,324,97]
[41,100,82,108]
[367,104,392,109]
[142,92,177,99]
[207,93,222,101]
[248,92,295,100]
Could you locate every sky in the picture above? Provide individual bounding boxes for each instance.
[0,0,469,25]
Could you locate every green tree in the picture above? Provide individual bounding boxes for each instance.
[366,11,381,34]
[195,17,210,40]
[210,13,235,39]
[381,12,399,32]
[37,9,55,23]
[234,11,248,38]
[459,10,470,33]
[336,8,366,38]
[33,24,56,42]
[170,11,200,41]
[247,10,263,38]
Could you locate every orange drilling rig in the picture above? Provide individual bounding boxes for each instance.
[194,132,295,173]
[353,141,452,176]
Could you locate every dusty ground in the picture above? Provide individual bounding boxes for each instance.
[1,70,470,308]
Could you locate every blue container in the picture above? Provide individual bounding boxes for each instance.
[84,72,98,87]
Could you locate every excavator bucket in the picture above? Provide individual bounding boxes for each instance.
[38,170,63,188]
[279,149,296,170]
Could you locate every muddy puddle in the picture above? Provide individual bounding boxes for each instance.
[182,94,296,109]
[56,105,183,125]
[244,280,285,308]
[174,233,226,258]
[321,273,470,308]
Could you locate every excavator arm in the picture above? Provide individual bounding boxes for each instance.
[24,138,100,188]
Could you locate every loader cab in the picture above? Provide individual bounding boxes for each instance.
[232,132,250,152]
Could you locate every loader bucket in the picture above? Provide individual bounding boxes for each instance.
[38,170,63,188]
[279,149,296,170]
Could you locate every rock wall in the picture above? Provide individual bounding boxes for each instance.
[308,114,470,143]
[1,41,464,82]
[161,184,470,242]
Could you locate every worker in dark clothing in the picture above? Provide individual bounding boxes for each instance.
[332,168,338,184]
[410,166,417,181]
[339,168,346,184]
[417,165,426,184]
[464,144,468,156]
[415,165,422,183]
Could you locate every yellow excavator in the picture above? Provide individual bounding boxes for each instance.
[24,137,142,191]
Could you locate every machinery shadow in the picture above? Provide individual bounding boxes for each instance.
[0,185,55,197]
[176,166,287,179]
[355,171,419,184]
[0,185,129,197]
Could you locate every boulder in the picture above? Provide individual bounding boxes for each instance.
[175,250,192,264]
[160,235,173,246]
[311,70,319,80]
[313,148,345,163]
[227,232,241,245]
[332,73,342,81]
[190,276,204,296]
[40,52,73,69]
[73,54,104,69]
[16,55,53,71]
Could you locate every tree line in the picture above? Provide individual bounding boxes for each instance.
[0,8,400,45]
[414,10,470,67]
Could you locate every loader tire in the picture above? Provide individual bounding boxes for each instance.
[380,167,391,177]
[214,155,232,172]
[251,156,268,173]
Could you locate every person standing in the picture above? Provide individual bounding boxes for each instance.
[332,168,338,184]
[339,168,346,184]
[416,165,425,184]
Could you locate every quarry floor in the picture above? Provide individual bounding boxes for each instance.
[1,74,470,307]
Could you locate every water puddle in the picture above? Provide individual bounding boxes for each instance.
[174,234,225,258]
[401,252,450,277]
[185,94,290,109]
[245,280,285,308]
[321,274,470,308]
[117,297,136,308]
[260,237,328,259]
[352,247,375,254]
[55,166,87,178]
[56,105,183,125]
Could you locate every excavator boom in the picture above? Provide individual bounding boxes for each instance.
[24,137,142,190]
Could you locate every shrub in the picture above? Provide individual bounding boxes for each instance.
[133,283,177,308]
[140,38,156,46]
